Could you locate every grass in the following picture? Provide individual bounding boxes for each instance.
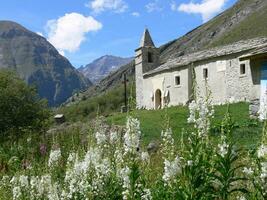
[1,101,261,175]
[106,102,262,148]
[58,83,135,122]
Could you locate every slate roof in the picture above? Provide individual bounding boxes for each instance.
[144,37,267,76]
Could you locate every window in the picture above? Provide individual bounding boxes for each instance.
[203,68,208,79]
[240,64,246,75]
[175,76,180,86]
[148,52,153,63]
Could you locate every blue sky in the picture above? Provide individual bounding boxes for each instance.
[0,0,237,67]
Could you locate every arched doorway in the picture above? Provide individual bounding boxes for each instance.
[155,89,162,109]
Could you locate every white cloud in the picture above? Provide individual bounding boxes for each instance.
[131,12,140,17]
[46,12,102,54]
[87,0,128,14]
[146,0,163,13]
[36,31,44,37]
[175,0,228,22]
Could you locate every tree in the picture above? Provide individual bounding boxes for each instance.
[0,70,50,137]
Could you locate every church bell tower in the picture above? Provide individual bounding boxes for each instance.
[135,29,159,108]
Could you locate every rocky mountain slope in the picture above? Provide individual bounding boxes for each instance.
[78,55,132,83]
[0,21,91,106]
[159,0,267,62]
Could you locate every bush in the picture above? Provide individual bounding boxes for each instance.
[0,70,50,138]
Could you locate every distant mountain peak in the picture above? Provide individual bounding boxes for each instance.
[79,55,133,83]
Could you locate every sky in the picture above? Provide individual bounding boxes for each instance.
[0,0,237,68]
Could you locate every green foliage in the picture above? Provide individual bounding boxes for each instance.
[59,83,135,122]
[0,70,50,138]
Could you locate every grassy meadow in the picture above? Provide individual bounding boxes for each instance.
[107,102,262,148]
[1,97,267,199]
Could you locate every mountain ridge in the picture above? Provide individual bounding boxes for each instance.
[78,55,133,83]
[0,20,92,106]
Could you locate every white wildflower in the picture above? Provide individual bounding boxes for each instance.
[260,162,267,182]
[12,186,22,200]
[163,156,181,184]
[188,97,214,137]
[124,116,141,155]
[48,148,61,167]
[161,128,175,162]
[110,131,119,144]
[141,188,152,200]
[141,151,150,163]
[120,166,131,200]
[188,100,197,123]
[237,196,246,200]
[27,137,31,143]
[218,135,229,158]
[67,152,77,165]
[187,160,193,166]
[38,175,53,198]
[19,175,29,188]
[242,167,253,175]
[10,176,18,185]
[95,131,107,145]
[47,181,60,200]
[1,175,10,185]
[257,144,267,158]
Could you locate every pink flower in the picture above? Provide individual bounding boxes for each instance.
[39,144,47,156]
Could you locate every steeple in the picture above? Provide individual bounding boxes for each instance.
[139,28,155,48]
[135,28,159,109]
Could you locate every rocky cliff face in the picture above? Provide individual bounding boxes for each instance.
[79,55,133,83]
[0,21,91,106]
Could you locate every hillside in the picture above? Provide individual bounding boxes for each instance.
[159,0,267,61]
[69,0,267,103]
[0,21,91,106]
[79,55,133,83]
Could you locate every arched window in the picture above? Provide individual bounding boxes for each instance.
[148,52,153,63]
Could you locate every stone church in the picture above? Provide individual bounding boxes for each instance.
[135,29,267,112]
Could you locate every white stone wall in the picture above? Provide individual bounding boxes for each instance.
[137,53,262,109]
[225,58,260,102]
[142,67,190,109]
[194,59,228,104]
[135,48,144,109]
[194,56,260,104]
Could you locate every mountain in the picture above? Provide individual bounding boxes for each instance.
[79,55,133,83]
[0,21,91,106]
[159,0,267,62]
[68,0,267,103]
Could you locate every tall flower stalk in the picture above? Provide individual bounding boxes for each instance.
[211,106,248,200]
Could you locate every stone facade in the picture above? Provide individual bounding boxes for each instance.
[135,29,267,110]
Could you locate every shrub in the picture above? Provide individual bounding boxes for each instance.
[0,70,50,138]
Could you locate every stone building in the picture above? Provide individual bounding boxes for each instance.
[135,29,267,111]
